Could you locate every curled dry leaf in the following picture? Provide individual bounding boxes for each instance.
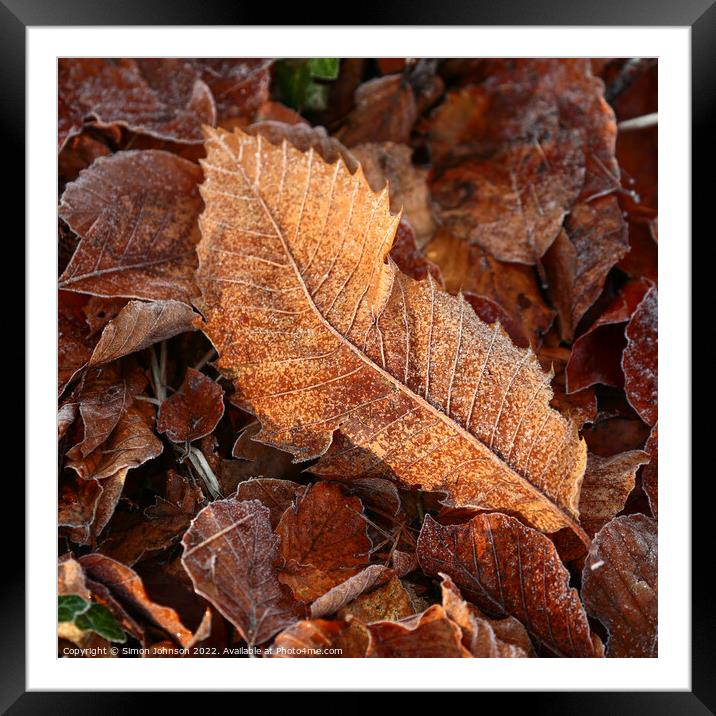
[366,604,470,657]
[276,482,372,602]
[417,513,597,657]
[59,291,97,394]
[642,423,658,518]
[58,59,216,151]
[440,574,532,657]
[310,565,394,619]
[566,279,650,394]
[67,362,147,459]
[543,197,629,341]
[424,229,555,348]
[622,286,657,426]
[582,514,657,657]
[59,471,127,546]
[233,477,305,530]
[66,403,162,481]
[430,134,584,265]
[189,59,272,125]
[87,300,197,369]
[157,368,225,443]
[80,553,195,647]
[59,150,203,305]
[336,74,418,147]
[350,142,436,247]
[196,127,587,538]
[579,450,650,537]
[181,498,304,646]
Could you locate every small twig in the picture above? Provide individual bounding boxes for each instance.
[135,395,162,406]
[194,347,217,372]
[187,446,222,499]
[415,492,425,525]
[618,112,658,132]
[150,345,167,403]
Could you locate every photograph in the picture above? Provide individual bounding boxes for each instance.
[55,56,659,661]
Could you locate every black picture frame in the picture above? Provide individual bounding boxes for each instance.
[7,0,703,710]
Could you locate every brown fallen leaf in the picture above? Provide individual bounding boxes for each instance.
[58,59,216,151]
[424,228,555,348]
[582,514,657,657]
[189,59,272,125]
[310,565,394,619]
[642,423,658,518]
[440,574,532,657]
[484,59,619,201]
[181,498,304,645]
[538,345,597,428]
[59,150,203,304]
[196,127,587,538]
[622,286,657,426]
[157,368,225,443]
[388,220,443,285]
[233,477,305,530]
[67,362,147,459]
[430,134,584,265]
[543,197,629,340]
[417,513,597,657]
[366,604,470,657]
[350,142,436,247]
[579,450,650,536]
[566,279,650,393]
[80,553,195,647]
[336,74,418,147]
[59,291,98,394]
[618,219,658,282]
[66,403,162,481]
[59,472,104,545]
[276,482,372,602]
[338,576,416,624]
[87,300,197,369]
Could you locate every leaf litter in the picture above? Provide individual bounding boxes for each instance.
[57,57,658,660]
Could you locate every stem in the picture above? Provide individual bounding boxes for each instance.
[188,446,222,500]
[618,112,657,131]
[194,347,217,372]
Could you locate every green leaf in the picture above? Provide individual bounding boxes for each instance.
[58,594,91,622]
[307,58,339,80]
[75,603,127,643]
[58,594,126,643]
[275,59,340,111]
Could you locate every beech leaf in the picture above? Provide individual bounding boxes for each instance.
[157,368,225,443]
[195,127,588,538]
[417,513,597,657]
[582,514,657,657]
[58,59,216,151]
[276,482,372,602]
[622,286,658,426]
[59,150,203,305]
[181,498,304,646]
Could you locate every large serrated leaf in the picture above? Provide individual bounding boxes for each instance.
[195,126,588,538]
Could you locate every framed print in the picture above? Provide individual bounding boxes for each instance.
[6,0,705,709]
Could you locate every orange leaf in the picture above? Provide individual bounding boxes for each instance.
[196,127,588,538]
